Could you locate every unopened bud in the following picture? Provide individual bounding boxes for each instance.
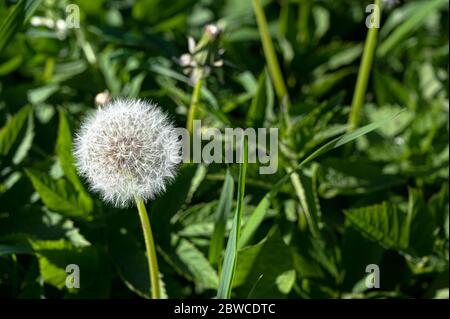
[205,24,220,38]
[95,91,112,106]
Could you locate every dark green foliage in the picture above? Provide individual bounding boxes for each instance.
[0,0,448,299]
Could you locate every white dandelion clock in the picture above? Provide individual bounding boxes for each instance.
[74,98,182,299]
[74,99,182,208]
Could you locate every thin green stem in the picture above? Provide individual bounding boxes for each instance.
[348,0,382,130]
[187,78,204,135]
[252,0,288,102]
[135,196,160,299]
[298,0,312,45]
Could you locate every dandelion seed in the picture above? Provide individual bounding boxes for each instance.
[74,98,182,207]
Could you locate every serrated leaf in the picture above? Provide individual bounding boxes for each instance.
[344,202,410,252]
[30,239,75,289]
[25,169,93,218]
[175,238,219,290]
[318,157,406,198]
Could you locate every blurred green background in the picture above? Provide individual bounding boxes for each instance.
[0,0,448,299]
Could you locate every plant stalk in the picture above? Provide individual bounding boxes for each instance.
[187,78,204,135]
[135,196,160,299]
[348,0,382,130]
[252,0,288,103]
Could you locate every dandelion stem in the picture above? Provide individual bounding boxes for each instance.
[135,196,160,299]
[348,0,382,130]
[252,0,289,103]
[187,78,204,135]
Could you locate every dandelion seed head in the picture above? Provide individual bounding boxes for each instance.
[74,98,182,207]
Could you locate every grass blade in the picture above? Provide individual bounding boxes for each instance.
[377,0,447,58]
[0,0,42,55]
[0,105,32,160]
[209,169,235,265]
[239,194,270,248]
[251,0,288,102]
[217,138,248,299]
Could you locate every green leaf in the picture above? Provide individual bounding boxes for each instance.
[99,48,121,95]
[428,184,449,240]
[344,202,410,252]
[434,288,449,299]
[25,169,93,218]
[234,228,295,298]
[12,107,34,165]
[208,169,234,264]
[239,111,404,246]
[0,105,32,162]
[377,0,448,57]
[107,229,151,298]
[281,111,405,193]
[297,164,323,235]
[217,138,248,298]
[0,55,23,76]
[151,164,199,248]
[247,70,268,127]
[27,84,60,105]
[175,238,219,290]
[373,71,415,109]
[318,157,406,198]
[30,240,77,289]
[0,244,33,256]
[30,239,111,297]
[341,227,384,291]
[0,207,89,245]
[122,72,146,98]
[239,194,270,248]
[55,109,89,194]
[290,228,341,284]
[407,188,437,257]
[344,188,443,260]
[307,67,356,98]
[0,0,42,54]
